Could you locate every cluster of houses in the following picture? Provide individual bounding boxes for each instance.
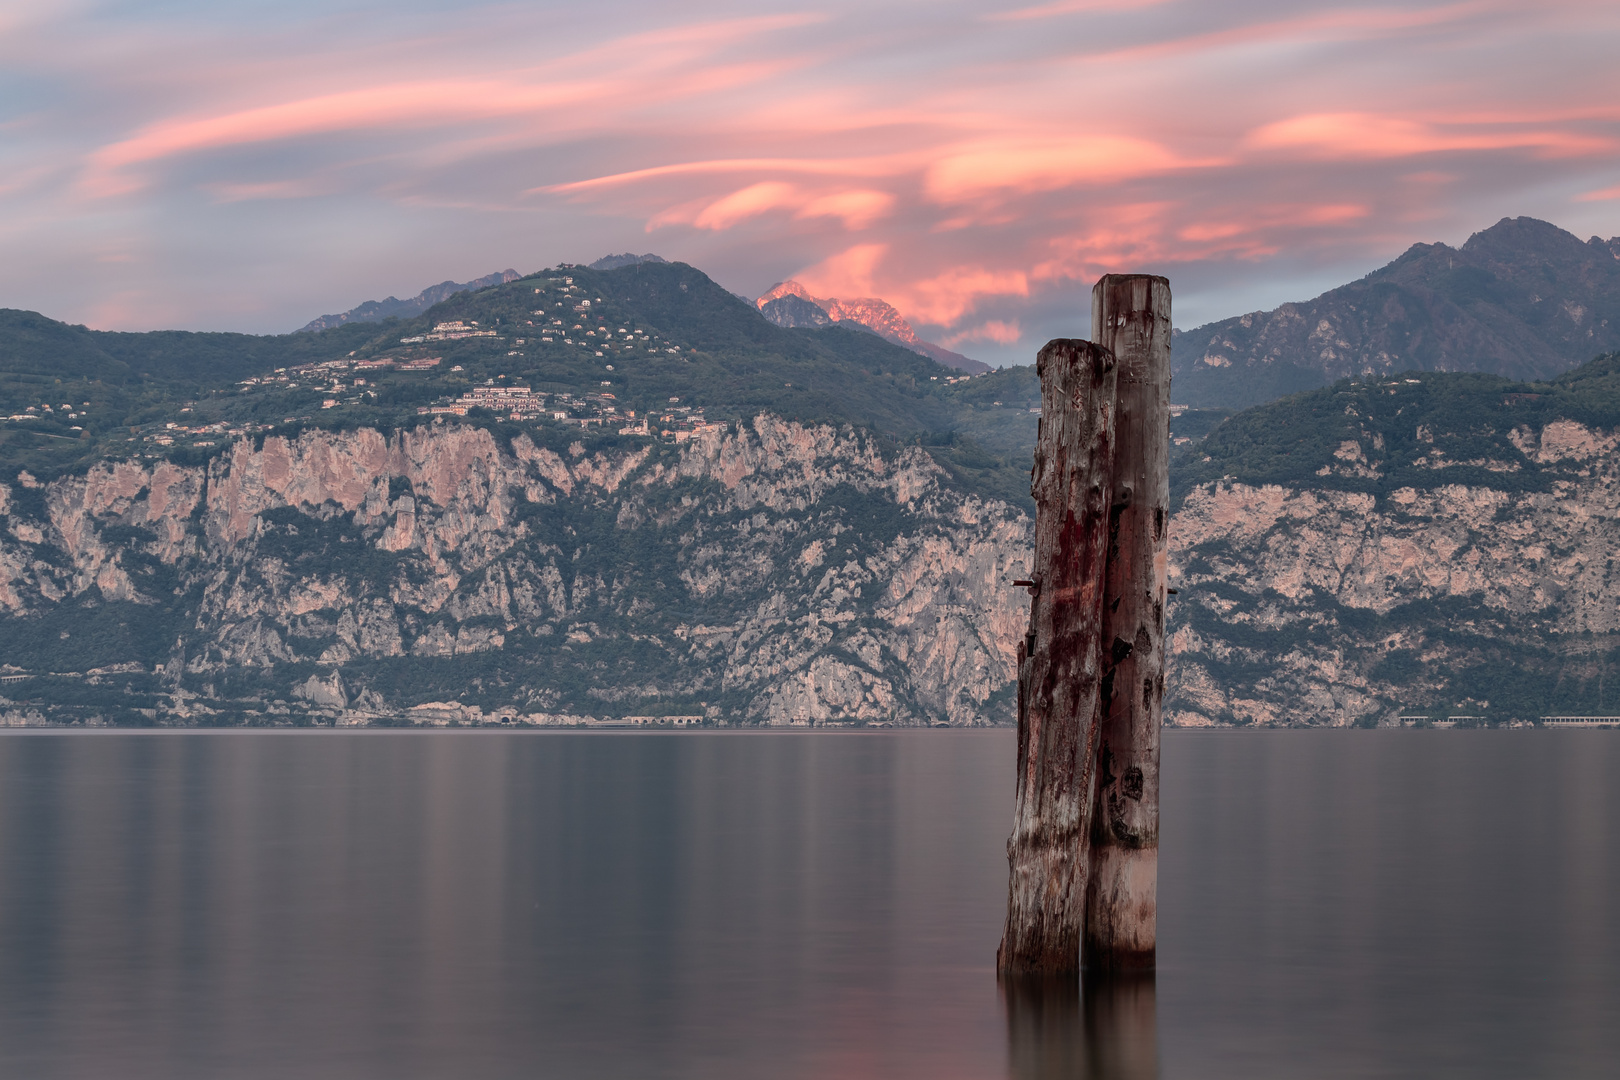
[4,400,93,426]
[418,383,549,419]
[414,386,724,441]
[144,419,261,448]
[400,321,499,344]
[237,355,443,395]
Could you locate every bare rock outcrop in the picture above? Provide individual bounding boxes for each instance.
[0,416,1030,726]
[1166,416,1620,725]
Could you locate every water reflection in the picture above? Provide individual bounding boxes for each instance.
[0,731,1016,1080]
[1003,972,1157,1080]
[1,729,1618,1078]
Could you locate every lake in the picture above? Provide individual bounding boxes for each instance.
[0,729,1614,1078]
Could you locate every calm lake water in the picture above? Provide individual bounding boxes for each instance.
[0,729,1615,1079]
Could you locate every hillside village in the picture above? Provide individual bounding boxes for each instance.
[41,268,1000,460]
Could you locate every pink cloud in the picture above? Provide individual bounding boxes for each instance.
[795,243,888,299]
[690,182,802,229]
[78,13,826,199]
[203,179,328,203]
[943,319,1023,347]
[539,155,915,197]
[1247,112,1616,160]
[81,80,597,197]
[8,0,1620,346]
[925,136,1216,202]
[793,244,1029,330]
[797,189,894,229]
[1082,1,1501,65]
[1032,198,1383,287]
[1180,203,1369,241]
[989,0,1173,21]
[897,265,1030,327]
[652,182,897,231]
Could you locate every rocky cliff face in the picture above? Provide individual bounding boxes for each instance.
[1166,415,1620,726]
[0,416,1030,726]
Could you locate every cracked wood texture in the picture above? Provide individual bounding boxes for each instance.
[1085,274,1171,972]
[998,338,1117,976]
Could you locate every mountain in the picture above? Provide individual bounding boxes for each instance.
[26,229,1620,729]
[588,253,668,271]
[0,260,1039,498]
[759,294,833,328]
[0,259,1051,727]
[755,281,991,374]
[299,270,521,332]
[1166,352,1620,726]
[1173,217,1620,409]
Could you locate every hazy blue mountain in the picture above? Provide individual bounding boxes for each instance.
[299,270,521,332]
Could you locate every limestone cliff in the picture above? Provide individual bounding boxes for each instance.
[0,416,1030,726]
[1167,408,1620,726]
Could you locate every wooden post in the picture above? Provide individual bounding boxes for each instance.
[998,339,1117,976]
[1084,274,1171,972]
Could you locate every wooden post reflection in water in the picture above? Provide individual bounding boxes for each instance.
[1002,973,1158,1080]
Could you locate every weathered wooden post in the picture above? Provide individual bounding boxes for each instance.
[997,339,1118,976]
[1084,274,1171,972]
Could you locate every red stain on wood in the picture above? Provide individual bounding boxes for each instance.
[997,339,1117,976]
[999,275,1170,977]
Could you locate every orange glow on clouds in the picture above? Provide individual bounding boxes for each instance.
[661,183,896,231]
[3,1,1619,345]
[943,319,1023,347]
[924,136,1216,202]
[795,244,889,300]
[1249,112,1616,160]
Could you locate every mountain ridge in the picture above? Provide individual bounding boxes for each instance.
[755,280,991,374]
[8,220,1620,727]
[1173,217,1620,409]
[588,253,669,271]
[299,269,521,333]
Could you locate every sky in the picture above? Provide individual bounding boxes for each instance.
[3,0,1620,364]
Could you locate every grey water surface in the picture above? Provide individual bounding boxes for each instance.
[0,729,1614,1079]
